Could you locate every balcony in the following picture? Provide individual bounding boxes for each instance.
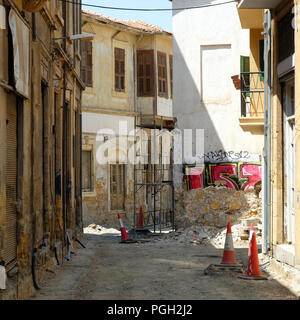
[239,71,264,134]
[22,0,47,12]
[238,0,282,9]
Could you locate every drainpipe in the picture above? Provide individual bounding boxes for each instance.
[133,34,143,228]
[62,0,67,253]
[263,10,271,254]
[134,34,144,113]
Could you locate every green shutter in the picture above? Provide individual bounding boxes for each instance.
[240,56,250,97]
[259,40,264,82]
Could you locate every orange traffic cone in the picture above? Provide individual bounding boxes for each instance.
[248,223,255,256]
[215,221,242,267]
[117,214,130,241]
[221,221,238,265]
[137,206,144,229]
[239,231,268,280]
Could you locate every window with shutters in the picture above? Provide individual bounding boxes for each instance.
[82,150,92,192]
[81,41,93,87]
[169,55,173,98]
[114,47,125,92]
[137,50,154,97]
[157,51,168,98]
[73,1,81,54]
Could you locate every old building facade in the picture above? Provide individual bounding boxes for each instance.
[81,10,175,229]
[237,0,300,268]
[0,0,84,299]
[170,0,264,229]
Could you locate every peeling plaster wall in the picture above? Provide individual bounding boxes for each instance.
[82,113,136,227]
[82,14,173,227]
[82,21,136,112]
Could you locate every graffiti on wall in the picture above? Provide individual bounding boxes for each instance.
[184,162,262,191]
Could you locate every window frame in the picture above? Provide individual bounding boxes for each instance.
[137,49,154,97]
[157,51,168,98]
[114,47,126,92]
[169,54,173,98]
[82,149,93,192]
[81,40,93,87]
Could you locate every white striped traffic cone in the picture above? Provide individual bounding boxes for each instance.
[221,221,237,265]
[214,221,242,268]
[117,214,130,241]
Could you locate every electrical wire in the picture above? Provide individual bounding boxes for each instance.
[59,0,236,12]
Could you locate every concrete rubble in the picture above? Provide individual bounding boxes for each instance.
[84,224,121,236]
[175,186,262,229]
[84,213,263,250]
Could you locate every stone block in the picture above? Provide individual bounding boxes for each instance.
[241,218,260,228]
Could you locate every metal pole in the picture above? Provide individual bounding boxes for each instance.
[134,116,137,229]
[263,10,271,254]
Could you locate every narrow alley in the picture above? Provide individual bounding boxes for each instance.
[30,227,293,300]
[2,0,300,304]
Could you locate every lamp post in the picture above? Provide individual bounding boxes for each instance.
[53,33,94,42]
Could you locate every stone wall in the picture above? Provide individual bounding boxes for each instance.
[175,185,261,230]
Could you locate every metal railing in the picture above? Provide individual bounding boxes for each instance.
[240,72,264,117]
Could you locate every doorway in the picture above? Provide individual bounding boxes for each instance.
[283,78,295,244]
[110,164,125,211]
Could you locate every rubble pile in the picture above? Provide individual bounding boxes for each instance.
[175,186,262,230]
[84,224,120,235]
[160,214,262,248]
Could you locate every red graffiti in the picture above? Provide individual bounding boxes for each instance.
[239,164,262,190]
[186,162,262,191]
[209,164,239,190]
[189,167,204,189]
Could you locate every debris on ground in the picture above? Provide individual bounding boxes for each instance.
[84,224,120,235]
[83,209,263,250]
[203,264,244,276]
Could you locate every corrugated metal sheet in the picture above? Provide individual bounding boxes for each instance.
[4,98,17,271]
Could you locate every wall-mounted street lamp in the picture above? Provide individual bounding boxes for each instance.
[53,33,94,42]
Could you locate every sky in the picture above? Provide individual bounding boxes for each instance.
[82,0,173,32]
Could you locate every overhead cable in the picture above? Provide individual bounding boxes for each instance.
[59,0,236,12]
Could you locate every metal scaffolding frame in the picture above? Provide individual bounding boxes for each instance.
[133,114,175,233]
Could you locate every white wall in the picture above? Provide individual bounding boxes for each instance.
[172,0,264,163]
[82,112,135,136]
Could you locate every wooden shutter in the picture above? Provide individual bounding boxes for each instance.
[115,48,125,92]
[4,95,17,271]
[259,40,264,82]
[82,150,92,191]
[137,50,154,97]
[110,164,125,210]
[157,51,168,98]
[240,55,250,97]
[169,55,173,98]
[278,9,294,63]
[82,41,93,87]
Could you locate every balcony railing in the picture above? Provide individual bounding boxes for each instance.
[240,72,264,117]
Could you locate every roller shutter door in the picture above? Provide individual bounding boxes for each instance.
[4,97,17,271]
